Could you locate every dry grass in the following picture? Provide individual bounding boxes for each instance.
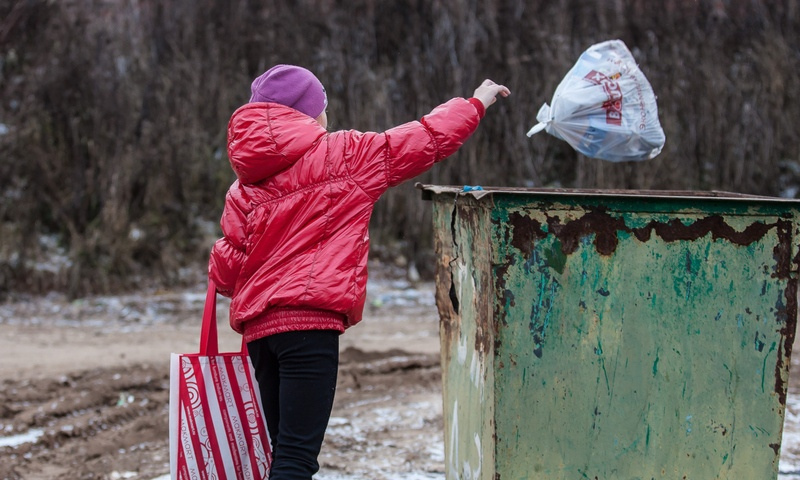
[0,0,798,296]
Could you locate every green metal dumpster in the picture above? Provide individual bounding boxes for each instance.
[419,185,800,480]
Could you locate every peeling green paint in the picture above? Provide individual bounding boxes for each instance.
[421,185,800,480]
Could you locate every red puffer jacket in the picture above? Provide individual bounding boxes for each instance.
[209,98,484,341]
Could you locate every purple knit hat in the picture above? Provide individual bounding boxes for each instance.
[249,64,328,118]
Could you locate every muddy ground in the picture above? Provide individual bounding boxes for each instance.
[2,265,800,479]
[0,265,444,480]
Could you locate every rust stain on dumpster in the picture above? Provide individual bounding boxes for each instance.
[510,209,781,258]
[545,209,629,255]
[441,200,495,358]
[634,215,774,246]
[774,220,797,406]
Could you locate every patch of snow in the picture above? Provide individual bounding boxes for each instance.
[781,394,800,478]
[109,472,137,480]
[25,234,72,273]
[366,277,435,308]
[128,227,144,241]
[317,473,443,480]
[0,428,44,448]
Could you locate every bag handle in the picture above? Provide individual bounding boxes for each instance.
[200,281,248,355]
[200,281,219,355]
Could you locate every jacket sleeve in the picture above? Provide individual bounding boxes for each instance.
[208,186,248,297]
[344,97,483,198]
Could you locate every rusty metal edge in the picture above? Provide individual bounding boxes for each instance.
[415,183,800,204]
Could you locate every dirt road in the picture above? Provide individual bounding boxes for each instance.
[0,267,444,480]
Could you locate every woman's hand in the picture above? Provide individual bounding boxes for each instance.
[472,79,511,109]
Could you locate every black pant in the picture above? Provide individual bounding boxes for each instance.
[247,330,339,480]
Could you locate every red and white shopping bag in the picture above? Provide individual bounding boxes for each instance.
[169,281,272,479]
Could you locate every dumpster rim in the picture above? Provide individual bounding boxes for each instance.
[416,183,800,204]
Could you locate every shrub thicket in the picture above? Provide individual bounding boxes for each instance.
[1,0,798,296]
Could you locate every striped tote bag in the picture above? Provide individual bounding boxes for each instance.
[169,281,272,479]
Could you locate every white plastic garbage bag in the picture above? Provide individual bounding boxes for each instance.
[527,39,666,162]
